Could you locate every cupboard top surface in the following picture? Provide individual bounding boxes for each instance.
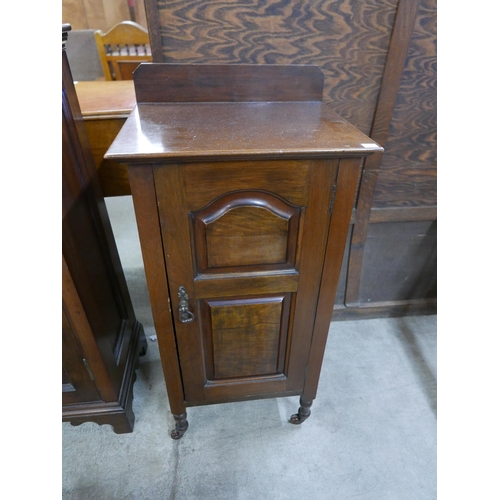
[105,101,382,163]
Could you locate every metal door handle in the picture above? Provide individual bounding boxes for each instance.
[178,286,194,323]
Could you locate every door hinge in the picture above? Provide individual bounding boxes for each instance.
[83,358,95,381]
[329,183,337,214]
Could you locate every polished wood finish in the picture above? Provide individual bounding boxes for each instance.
[62,259,102,406]
[133,63,324,102]
[183,160,310,208]
[151,158,340,407]
[206,295,289,379]
[193,191,300,273]
[303,158,362,401]
[106,103,381,163]
[81,117,131,196]
[142,0,437,320]
[106,63,381,437]
[127,164,187,419]
[94,21,152,81]
[75,80,135,197]
[62,25,146,433]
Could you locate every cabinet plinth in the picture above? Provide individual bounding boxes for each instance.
[105,63,382,438]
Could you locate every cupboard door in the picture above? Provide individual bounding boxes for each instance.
[155,160,337,405]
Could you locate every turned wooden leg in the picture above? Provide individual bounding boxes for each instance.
[171,412,189,439]
[289,397,313,425]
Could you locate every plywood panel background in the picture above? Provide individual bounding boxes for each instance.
[373,0,437,208]
[359,220,437,303]
[152,0,398,135]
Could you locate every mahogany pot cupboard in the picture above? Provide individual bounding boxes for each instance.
[105,63,382,438]
[62,25,146,433]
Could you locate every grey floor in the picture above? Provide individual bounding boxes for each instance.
[62,196,437,500]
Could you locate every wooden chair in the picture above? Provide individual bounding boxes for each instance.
[94,21,152,81]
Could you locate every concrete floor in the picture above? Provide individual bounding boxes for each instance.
[62,196,437,500]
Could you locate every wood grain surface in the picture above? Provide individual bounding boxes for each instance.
[127,164,187,416]
[373,0,436,208]
[193,191,300,272]
[152,160,341,405]
[152,0,398,134]
[208,296,286,379]
[75,81,136,196]
[133,63,324,102]
[75,81,136,117]
[63,27,145,433]
[105,101,382,163]
[183,160,311,209]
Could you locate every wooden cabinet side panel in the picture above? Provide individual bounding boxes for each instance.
[304,158,362,400]
[62,130,125,376]
[63,46,136,398]
[62,308,102,405]
[62,255,115,402]
[62,27,145,433]
[127,164,186,415]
